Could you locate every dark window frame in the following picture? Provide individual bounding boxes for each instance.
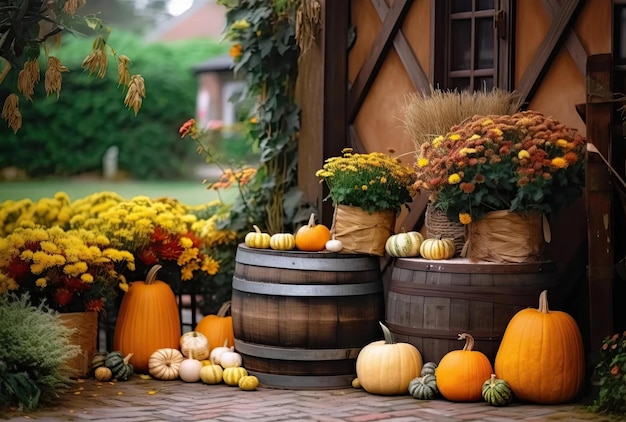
[431,0,514,91]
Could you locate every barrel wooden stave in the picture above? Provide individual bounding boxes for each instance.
[231,245,384,389]
[386,258,557,364]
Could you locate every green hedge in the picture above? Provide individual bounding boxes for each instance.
[0,31,228,179]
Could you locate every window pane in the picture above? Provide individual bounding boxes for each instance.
[475,77,494,90]
[475,17,494,69]
[476,0,494,11]
[450,77,471,91]
[451,20,472,70]
[451,0,472,13]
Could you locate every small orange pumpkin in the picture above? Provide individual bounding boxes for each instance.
[295,213,331,252]
[494,290,585,404]
[436,333,493,402]
[114,265,181,373]
[194,301,235,352]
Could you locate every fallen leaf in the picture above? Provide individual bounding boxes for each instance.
[147,390,157,395]
[139,374,152,380]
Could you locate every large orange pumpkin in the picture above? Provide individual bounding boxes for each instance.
[194,301,235,352]
[436,333,493,402]
[114,265,181,373]
[494,290,585,404]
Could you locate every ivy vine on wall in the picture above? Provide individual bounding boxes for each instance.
[218,0,311,235]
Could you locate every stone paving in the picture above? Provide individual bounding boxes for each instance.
[1,376,618,422]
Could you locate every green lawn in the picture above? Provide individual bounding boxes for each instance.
[0,180,236,206]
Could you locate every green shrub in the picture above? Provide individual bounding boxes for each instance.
[0,293,78,411]
[0,31,228,179]
[590,331,626,415]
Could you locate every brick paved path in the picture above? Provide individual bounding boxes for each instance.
[1,376,616,422]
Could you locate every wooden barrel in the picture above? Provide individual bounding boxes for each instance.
[385,257,557,365]
[231,245,384,389]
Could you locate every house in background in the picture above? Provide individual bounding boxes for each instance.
[145,0,243,129]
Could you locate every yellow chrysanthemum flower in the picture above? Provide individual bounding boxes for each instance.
[459,213,472,225]
[448,173,461,184]
[417,158,429,168]
[518,150,531,159]
[551,157,567,169]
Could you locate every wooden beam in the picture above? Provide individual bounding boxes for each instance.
[516,0,583,104]
[321,0,350,227]
[541,0,587,77]
[370,0,430,93]
[347,0,412,122]
[585,53,615,365]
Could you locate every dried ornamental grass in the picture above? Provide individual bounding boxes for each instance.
[401,87,523,151]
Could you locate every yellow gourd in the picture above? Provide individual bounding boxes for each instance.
[238,375,260,391]
[270,233,296,250]
[420,236,456,260]
[245,225,271,249]
[223,366,248,386]
[200,364,224,384]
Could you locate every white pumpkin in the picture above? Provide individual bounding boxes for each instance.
[179,357,203,382]
[210,345,234,366]
[220,350,243,368]
[180,331,210,360]
[325,235,343,252]
[385,231,424,257]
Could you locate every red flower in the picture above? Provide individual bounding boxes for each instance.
[7,256,29,279]
[85,299,105,312]
[55,288,73,307]
[137,248,158,266]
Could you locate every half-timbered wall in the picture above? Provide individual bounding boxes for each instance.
[295,0,616,363]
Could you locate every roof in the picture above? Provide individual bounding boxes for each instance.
[193,55,234,74]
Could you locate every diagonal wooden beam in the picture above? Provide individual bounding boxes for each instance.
[371,0,430,94]
[516,0,583,104]
[347,0,412,122]
[541,0,587,76]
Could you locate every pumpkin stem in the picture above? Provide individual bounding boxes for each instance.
[146,265,162,285]
[458,333,475,351]
[538,290,550,313]
[307,213,316,227]
[489,373,497,385]
[217,301,231,317]
[123,353,134,365]
[253,225,262,233]
[379,321,396,344]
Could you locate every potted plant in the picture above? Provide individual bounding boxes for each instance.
[413,110,586,263]
[316,148,417,256]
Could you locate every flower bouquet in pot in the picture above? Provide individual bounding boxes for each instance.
[413,110,586,263]
[316,148,417,256]
[0,224,136,377]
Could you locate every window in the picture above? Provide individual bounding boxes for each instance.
[433,0,512,91]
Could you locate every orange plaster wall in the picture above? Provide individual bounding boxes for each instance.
[515,0,612,135]
[349,0,430,163]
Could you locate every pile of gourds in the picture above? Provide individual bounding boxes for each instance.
[245,213,458,260]
[384,231,456,260]
[144,332,259,391]
[354,290,585,407]
[244,213,338,252]
[89,263,258,391]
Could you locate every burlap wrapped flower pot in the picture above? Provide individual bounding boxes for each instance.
[331,205,396,256]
